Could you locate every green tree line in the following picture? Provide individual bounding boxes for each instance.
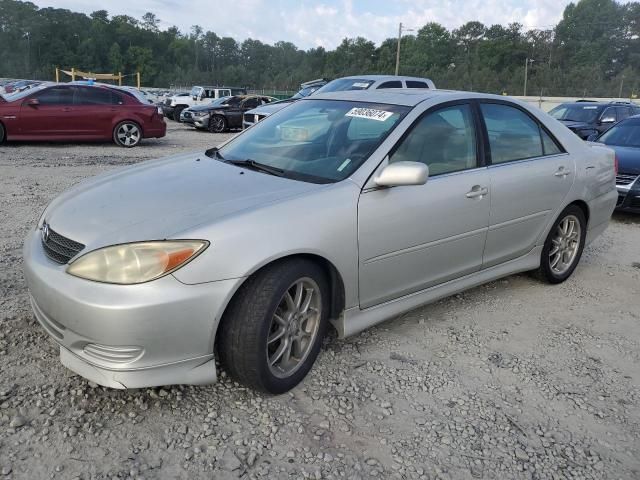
[1,0,639,96]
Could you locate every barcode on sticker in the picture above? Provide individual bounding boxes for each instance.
[345,108,393,122]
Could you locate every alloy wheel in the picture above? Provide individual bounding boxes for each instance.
[549,214,582,275]
[117,123,141,147]
[267,278,322,378]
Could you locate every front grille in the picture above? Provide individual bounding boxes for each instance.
[617,195,625,207]
[243,113,254,125]
[616,173,639,186]
[41,224,85,264]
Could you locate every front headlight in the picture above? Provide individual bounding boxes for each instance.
[67,240,208,284]
[193,111,209,117]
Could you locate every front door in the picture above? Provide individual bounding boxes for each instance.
[479,102,575,268]
[18,86,76,137]
[358,103,491,308]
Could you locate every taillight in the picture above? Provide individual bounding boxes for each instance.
[614,154,619,175]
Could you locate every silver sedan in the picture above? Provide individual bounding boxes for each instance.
[24,90,618,393]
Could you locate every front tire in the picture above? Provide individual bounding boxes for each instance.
[113,121,142,148]
[208,115,227,133]
[217,259,330,394]
[534,205,586,284]
[173,106,185,122]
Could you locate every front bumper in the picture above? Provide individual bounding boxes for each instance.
[23,229,239,388]
[615,177,640,213]
[161,105,175,117]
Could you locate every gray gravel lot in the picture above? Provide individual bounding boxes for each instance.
[1,121,639,479]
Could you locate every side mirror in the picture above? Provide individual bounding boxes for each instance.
[600,116,615,124]
[26,98,40,107]
[374,161,429,187]
[192,95,198,100]
[586,133,599,142]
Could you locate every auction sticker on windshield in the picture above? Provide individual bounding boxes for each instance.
[345,107,393,122]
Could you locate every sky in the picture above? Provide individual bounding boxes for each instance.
[32,0,574,49]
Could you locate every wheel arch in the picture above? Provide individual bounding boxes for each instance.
[213,253,346,347]
[568,199,590,225]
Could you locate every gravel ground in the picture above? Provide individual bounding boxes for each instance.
[1,121,639,480]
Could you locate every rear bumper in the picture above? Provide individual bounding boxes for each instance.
[23,229,238,388]
[144,120,166,139]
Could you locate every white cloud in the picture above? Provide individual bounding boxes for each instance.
[32,0,572,49]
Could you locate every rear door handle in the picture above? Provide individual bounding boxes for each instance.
[555,167,571,177]
[466,185,489,199]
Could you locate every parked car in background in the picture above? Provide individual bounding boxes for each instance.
[24,89,616,393]
[243,75,436,129]
[182,95,277,132]
[0,83,166,147]
[590,115,640,212]
[549,101,640,139]
[163,86,247,121]
[1,79,41,94]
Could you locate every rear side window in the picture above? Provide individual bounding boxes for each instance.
[481,103,550,164]
[377,81,403,89]
[406,81,429,88]
[33,87,74,105]
[75,87,118,105]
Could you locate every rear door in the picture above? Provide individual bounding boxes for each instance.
[72,86,121,137]
[18,86,75,136]
[480,101,575,268]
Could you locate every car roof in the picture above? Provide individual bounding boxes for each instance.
[335,75,431,82]
[309,89,509,107]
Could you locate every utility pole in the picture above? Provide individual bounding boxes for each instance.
[618,75,624,98]
[523,57,534,96]
[395,23,414,76]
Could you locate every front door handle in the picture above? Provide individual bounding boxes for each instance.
[554,167,571,177]
[466,185,489,199]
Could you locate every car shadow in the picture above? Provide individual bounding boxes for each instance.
[612,211,640,225]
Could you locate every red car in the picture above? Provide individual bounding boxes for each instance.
[0,83,166,147]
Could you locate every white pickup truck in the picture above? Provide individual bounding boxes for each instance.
[162,86,246,121]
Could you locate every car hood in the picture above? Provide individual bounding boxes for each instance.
[45,152,323,250]
[189,104,230,112]
[606,145,640,175]
[246,102,293,116]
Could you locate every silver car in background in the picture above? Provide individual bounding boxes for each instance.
[24,90,617,393]
[242,75,437,129]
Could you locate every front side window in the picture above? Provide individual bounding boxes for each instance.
[33,86,74,105]
[481,103,544,164]
[218,99,409,183]
[241,97,260,109]
[390,104,477,176]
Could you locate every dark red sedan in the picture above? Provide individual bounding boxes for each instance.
[0,83,166,147]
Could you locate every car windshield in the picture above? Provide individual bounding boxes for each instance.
[549,104,603,123]
[209,96,233,106]
[291,85,322,99]
[217,99,410,183]
[314,79,375,94]
[597,118,640,147]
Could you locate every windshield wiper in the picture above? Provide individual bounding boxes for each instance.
[226,159,285,177]
[205,146,225,160]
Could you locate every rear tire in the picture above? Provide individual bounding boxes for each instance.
[217,259,329,394]
[173,106,185,122]
[533,205,586,284]
[0,122,5,144]
[113,121,142,148]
